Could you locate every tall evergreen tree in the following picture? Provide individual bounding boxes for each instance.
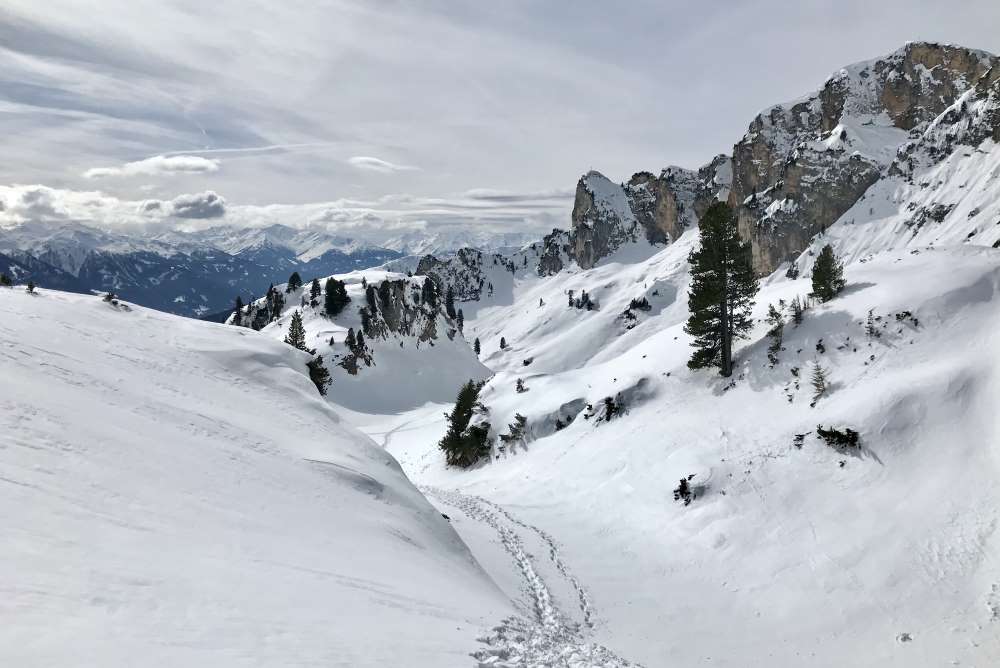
[765,303,784,366]
[421,277,437,308]
[456,309,464,331]
[355,330,366,352]
[438,380,490,468]
[445,285,457,319]
[473,337,481,355]
[309,278,321,307]
[233,295,244,326]
[811,244,845,302]
[684,202,759,376]
[286,272,303,293]
[284,310,308,350]
[810,361,829,407]
[324,278,350,316]
[345,328,357,351]
[0,273,11,287]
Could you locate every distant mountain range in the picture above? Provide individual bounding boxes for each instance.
[0,222,407,317]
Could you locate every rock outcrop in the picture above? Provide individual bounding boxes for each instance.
[729,42,999,273]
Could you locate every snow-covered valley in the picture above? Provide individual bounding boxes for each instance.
[4,38,1000,668]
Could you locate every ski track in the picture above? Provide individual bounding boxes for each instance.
[422,486,639,668]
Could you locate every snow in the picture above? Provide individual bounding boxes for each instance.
[355,232,1000,667]
[0,287,511,666]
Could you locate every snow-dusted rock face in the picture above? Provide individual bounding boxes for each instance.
[731,42,999,274]
[565,158,730,271]
[239,269,490,412]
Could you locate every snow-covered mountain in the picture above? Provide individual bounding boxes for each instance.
[0,222,402,317]
[6,40,1000,667]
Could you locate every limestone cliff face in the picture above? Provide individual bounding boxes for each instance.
[559,156,731,271]
[730,42,999,274]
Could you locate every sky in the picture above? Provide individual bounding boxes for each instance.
[2,0,1000,239]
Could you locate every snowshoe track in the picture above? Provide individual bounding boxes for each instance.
[422,487,638,667]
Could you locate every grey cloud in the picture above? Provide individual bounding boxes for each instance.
[170,191,226,219]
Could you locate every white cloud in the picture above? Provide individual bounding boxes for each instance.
[83,155,221,179]
[170,191,226,219]
[347,156,419,174]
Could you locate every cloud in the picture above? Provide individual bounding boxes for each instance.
[83,155,221,179]
[170,191,226,219]
[4,186,70,221]
[347,156,419,174]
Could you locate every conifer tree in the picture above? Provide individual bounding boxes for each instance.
[811,244,845,302]
[438,380,490,468]
[355,330,366,352]
[286,272,303,293]
[791,296,804,325]
[498,413,527,451]
[0,273,11,287]
[306,355,332,395]
[810,361,828,407]
[26,281,35,294]
[284,310,308,350]
[324,278,350,316]
[473,337,481,355]
[500,336,507,350]
[309,278,321,307]
[345,328,357,351]
[684,202,759,376]
[421,277,437,309]
[445,285,457,319]
[233,295,244,326]
[456,309,464,332]
[766,303,784,366]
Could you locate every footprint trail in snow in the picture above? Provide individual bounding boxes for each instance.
[422,487,639,667]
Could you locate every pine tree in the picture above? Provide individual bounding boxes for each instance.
[473,337,481,355]
[456,309,464,332]
[811,244,845,302]
[515,378,526,393]
[810,361,828,407]
[0,273,11,287]
[438,380,491,468]
[499,336,507,350]
[766,303,784,366]
[26,281,35,294]
[309,278,321,307]
[445,286,457,319]
[498,413,527,451]
[324,278,350,316]
[865,309,881,340]
[791,296,804,325]
[355,330,365,352]
[284,310,308,350]
[421,278,437,309]
[306,355,332,395]
[286,272,303,293]
[233,295,244,326]
[684,202,760,376]
[345,328,357,351]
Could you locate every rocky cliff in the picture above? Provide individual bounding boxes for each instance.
[729,42,999,273]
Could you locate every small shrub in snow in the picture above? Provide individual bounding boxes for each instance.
[516,378,527,393]
[791,296,805,325]
[499,336,507,350]
[816,425,860,451]
[26,281,36,294]
[673,475,696,506]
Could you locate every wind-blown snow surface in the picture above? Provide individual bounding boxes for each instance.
[0,288,511,666]
[370,231,1000,667]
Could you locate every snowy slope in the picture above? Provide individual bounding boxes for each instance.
[0,287,511,667]
[371,232,1000,667]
